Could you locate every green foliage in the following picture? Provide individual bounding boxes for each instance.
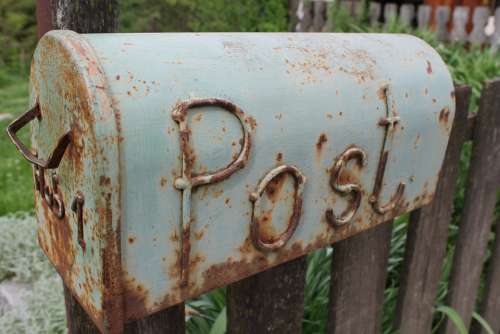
[0,275,67,334]
[0,0,36,73]
[0,77,33,216]
[435,305,468,334]
[0,216,65,334]
[0,215,54,282]
[119,0,289,33]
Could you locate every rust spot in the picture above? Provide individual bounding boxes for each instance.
[193,113,203,122]
[170,231,179,242]
[194,228,204,240]
[414,134,421,149]
[264,172,287,204]
[212,188,224,198]
[276,152,283,163]
[326,113,333,119]
[128,236,136,244]
[100,175,111,186]
[424,88,429,95]
[202,257,269,293]
[116,75,120,80]
[38,200,75,280]
[189,253,206,271]
[246,115,257,131]
[439,107,451,130]
[316,133,328,152]
[123,276,149,320]
[378,87,388,101]
[224,197,231,206]
[160,177,168,188]
[426,60,433,74]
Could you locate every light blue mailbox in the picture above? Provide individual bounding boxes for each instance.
[7,31,455,333]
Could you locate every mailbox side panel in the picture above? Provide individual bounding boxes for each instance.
[84,33,455,320]
[30,31,123,332]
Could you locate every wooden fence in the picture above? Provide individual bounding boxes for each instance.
[293,0,500,50]
[36,1,500,333]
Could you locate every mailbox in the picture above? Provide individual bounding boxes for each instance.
[7,31,455,332]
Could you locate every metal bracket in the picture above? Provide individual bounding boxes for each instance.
[172,98,252,287]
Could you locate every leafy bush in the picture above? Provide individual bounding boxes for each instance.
[0,215,65,334]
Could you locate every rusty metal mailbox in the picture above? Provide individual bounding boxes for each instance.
[7,30,455,332]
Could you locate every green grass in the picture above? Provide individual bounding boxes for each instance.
[0,73,34,216]
[0,215,66,334]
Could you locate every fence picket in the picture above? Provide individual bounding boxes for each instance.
[491,8,500,51]
[469,7,489,45]
[450,7,469,42]
[400,4,415,27]
[393,86,472,334]
[384,3,398,27]
[442,79,500,334]
[312,1,327,32]
[435,6,451,42]
[226,256,307,333]
[326,220,393,333]
[418,5,432,30]
[298,0,313,32]
[369,2,381,26]
[473,219,500,333]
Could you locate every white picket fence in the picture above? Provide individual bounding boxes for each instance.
[292,0,500,50]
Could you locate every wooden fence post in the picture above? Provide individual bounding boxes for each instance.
[35,1,186,333]
[393,85,471,333]
[450,7,469,43]
[473,218,500,333]
[326,220,393,333]
[442,79,500,334]
[226,256,307,333]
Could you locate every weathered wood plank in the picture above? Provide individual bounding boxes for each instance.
[49,0,119,33]
[384,3,398,28]
[491,8,500,52]
[288,0,301,32]
[400,4,415,27]
[450,7,469,43]
[442,79,500,334]
[435,6,451,42]
[469,7,489,45]
[64,286,101,334]
[326,220,393,334]
[312,0,328,32]
[369,2,381,26]
[226,255,307,334]
[417,5,432,30]
[473,219,500,333]
[394,86,472,333]
[123,305,185,334]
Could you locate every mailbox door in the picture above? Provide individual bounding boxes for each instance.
[28,32,122,332]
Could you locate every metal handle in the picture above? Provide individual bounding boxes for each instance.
[6,103,71,169]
